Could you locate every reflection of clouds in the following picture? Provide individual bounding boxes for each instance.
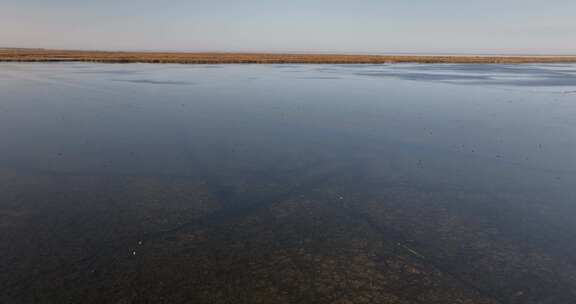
[272,65,305,69]
[462,77,576,87]
[356,72,490,81]
[295,76,342,80]
[198,65,224,69]
[74,70,143,75]
[111,79,195,85]
[347,64,576,88]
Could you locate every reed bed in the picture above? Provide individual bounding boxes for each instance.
[2,49,576,64]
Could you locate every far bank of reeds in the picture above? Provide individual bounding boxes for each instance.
[2,49,576,64]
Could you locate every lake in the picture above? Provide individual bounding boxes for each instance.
[1,63,576,303]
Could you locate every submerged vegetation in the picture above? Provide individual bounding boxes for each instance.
[2,49,576,64]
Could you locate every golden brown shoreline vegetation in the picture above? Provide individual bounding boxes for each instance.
[1,49,576,64]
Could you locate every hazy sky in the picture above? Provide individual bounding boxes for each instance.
[2,0,575,54]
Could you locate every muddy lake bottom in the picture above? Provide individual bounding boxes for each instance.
[1,63,576,303]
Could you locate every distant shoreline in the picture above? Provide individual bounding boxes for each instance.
[2,49,576,64]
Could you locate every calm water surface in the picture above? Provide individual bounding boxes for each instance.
[1,63,576,303]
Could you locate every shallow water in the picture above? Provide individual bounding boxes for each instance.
[1,63,576,303]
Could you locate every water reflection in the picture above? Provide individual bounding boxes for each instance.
[347,63,576,88]
[111,79,196,85]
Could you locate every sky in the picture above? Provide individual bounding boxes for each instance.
[1,0,576,55]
